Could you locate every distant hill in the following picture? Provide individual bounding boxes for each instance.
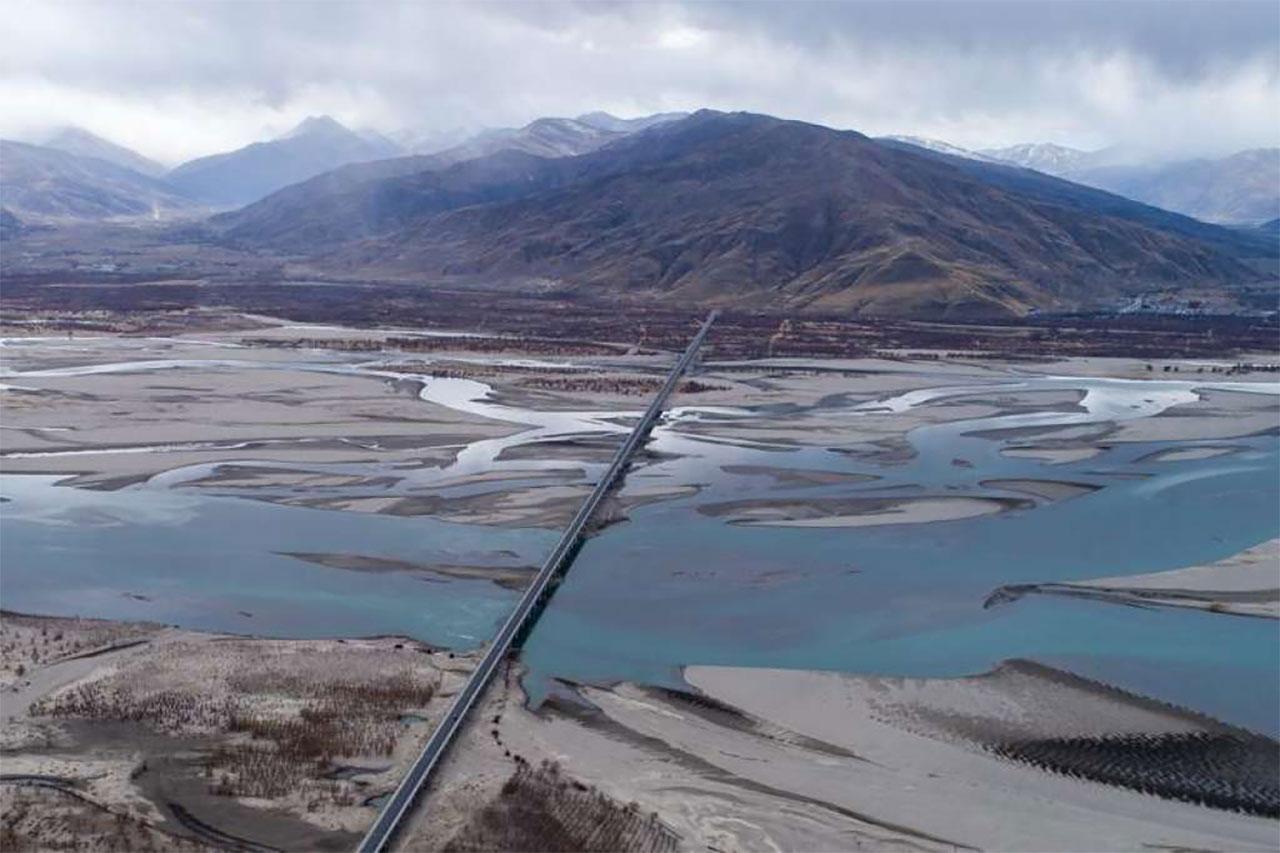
[881,136,1002,163]
[969,142,1280,225]
[876,138,1274,262]
[576,111,688,133]
[213,148,576,249]
[434,117,625,164]
[211,112,687,249]
[0,140,199,222]
[41,127,166,177]
[1077,150,1280,226]
[388,126,476,156]
[0,207,25,239]
[979,142,1102,176]
[417,113,686,165]
[220,111,1271,318]
[166,116,401,207]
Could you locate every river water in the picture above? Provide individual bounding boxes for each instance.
[1,344,1277,734]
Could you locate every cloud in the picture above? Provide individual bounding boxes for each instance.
[0,0,1275,164]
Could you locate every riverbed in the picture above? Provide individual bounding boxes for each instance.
[2,326,1277,735]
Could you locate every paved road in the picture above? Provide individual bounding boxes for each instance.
[356,311,718,853]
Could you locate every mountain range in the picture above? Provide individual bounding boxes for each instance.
[217,110,1274,318]
[0,112,689,219]
[3,110,1275,318]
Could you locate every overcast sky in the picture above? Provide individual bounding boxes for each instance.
[2,0,1277,165]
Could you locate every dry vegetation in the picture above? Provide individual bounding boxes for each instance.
[517,376,726,396]
[373,359,728,396]
[443,761,679,853]
[241,334,625,357]
[0,785,211,853]
[32,638,440,809]
[0,611,161,688]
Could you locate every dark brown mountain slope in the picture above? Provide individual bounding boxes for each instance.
[317,112,1266,317]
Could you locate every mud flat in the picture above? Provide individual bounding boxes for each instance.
[720,464,879,487]
[698,494,1032,528]
[987,538,1280,618]
[278,551,537,590]
[0,611,478,851]
[979,478,1101,502]
[402,658,1278,852]
[0,344,519,485]
[1139,445,1242,462]
[1000,445,1104,464]
[1104,388,1279,444]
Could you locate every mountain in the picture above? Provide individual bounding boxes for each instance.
[355,128,405,157]
[210,113,687,249]
[876,138,1273,262]
[0,140,199,222]
[41,127,166,176]
[388,126,478,156]
[220,110,1270,318]
[880,136,1000,163]
[434,117,625,163]
[166,116,401,208]
[1077,150,1280,226]
[212,148,574,249]
[0,207,25,239]
[974,143,1279,225]
[980,142,1101,176]
[575,111,688,133]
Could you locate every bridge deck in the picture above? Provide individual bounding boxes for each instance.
[356,311,717,853]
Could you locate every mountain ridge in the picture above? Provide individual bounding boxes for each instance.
[267,111,1271,317]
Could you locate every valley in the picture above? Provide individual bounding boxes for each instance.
[1,309,1277,850]
[3,9,1279,848]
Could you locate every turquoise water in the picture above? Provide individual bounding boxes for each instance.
[0,475,547,647]
[520,432,1280,734]
[2,356,1277,735]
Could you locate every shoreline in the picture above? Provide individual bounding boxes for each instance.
[403,654,1279,852]
[987,538,1280,619]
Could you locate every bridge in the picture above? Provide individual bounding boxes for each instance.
[356,310,718,853]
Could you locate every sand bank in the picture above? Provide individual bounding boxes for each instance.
[699,494,1031,528]
[1000,445,1104,464]
[278,551,536,590]
[405,658,1278,852]
[980,478,1100,501]
[988,539,1280,618]
[1139,445,1242,462]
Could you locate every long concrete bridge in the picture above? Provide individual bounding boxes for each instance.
[357,311,718,853]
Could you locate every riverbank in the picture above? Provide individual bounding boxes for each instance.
[402,657,1278,852]
[0,611,477,851]
[987,538,1280,618]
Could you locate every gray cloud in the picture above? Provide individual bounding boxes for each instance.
[1,0,1275,164]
